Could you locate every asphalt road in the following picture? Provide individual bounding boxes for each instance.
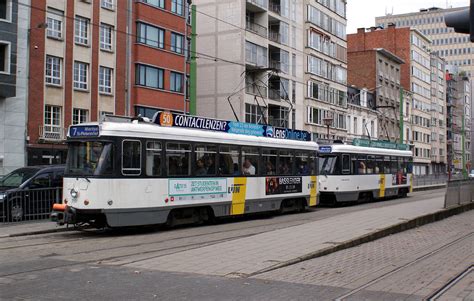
[2,189,471,300]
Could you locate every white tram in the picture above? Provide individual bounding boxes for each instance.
[318,144,413,204]
[53,116,319,228]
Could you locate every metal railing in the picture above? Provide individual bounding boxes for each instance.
[39,126,67,141]
[413,174,449,187]
[445,179,474,208]
[246,83,268,98]
[269,3,280,14]
[269,31,281,43]
[1,187,62,223]
[246,19,267,37]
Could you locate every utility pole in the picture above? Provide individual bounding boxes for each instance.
[399,88,404,144]
[462,109,466,178]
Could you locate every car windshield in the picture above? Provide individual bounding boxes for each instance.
[319,155,340,175]
[66,141,114,176]
[0,168,39,188]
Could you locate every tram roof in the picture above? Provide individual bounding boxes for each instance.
[71,121,318,150]
[320,144,413,157]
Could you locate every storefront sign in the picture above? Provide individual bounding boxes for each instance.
[169,179,227,196]
[69,125,99,138]
[352,138,409,151]
[265,177,302,195]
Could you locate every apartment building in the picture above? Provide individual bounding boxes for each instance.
[347,47,405,142]
[26,0,192,166]
[304,0,348,141]
[348,25,433,175]
[430,53,447,174]
[194,0,304,130]
[346,86,379,141]
[0,0,30,175]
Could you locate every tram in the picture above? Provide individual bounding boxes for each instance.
[318,143,413,204]
[52,113,319,228]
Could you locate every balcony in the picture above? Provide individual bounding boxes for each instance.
[246,83,268,98]
[246,0,267,11]
[269,3,280,15]
[246,19,267,38]
[39,126,67,142]
[269,30,281,43]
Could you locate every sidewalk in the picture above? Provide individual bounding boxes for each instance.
[125,194,473,278]
[0,220,71,238]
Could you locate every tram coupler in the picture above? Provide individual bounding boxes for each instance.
[50,203,68,225]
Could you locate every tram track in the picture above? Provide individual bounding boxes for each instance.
[427,265,474,300]
[333,231,474,301]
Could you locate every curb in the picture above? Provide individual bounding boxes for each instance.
[246,202,474,278]
[3,226,74,238]
[412,184,446,192]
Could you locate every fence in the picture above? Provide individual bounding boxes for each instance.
[413,174,448,187]
[445,179,474,209]
[0,187,62,223]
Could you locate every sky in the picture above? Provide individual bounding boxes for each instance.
[346,0,469,34]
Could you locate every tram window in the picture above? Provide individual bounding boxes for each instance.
[262,149,277,175]
[309,154,317,175]
[367,155,376,174]
[407,158,413,173]
[390,156,399,174]
[296,152,310,175]
[122,140,142,176]
[219,145,240,176]
[357,155,367,174]
[166,143,191,176]
[194,144,217,176]
[146,141,162,176]
[351,156,358,175]
[278,150,294,175]
[320,155,339,175]
[341,154,351,175]
[375,155,384,174]
[242,147,258,176]
[383,156,391,174]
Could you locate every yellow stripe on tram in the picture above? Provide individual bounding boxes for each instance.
[230,177,247,215]
[409,174,414,193]
[309,176,317,206]
[379,174,386,198]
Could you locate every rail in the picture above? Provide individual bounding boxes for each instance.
[1,187,62,223]
[246,19,267,38]
[413,174,449,187]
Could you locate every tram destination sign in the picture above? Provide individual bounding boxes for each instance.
[352,138,409,151]
[69,125,99,138]
[154,112,311,142]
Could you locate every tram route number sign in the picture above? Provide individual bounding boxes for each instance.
[265,177,302,195]
[69,125,99,137]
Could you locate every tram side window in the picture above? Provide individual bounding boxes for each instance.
[194,144,217,176]
[278,150,294,175]
[408,158,413,173]
[367,155,376,174]
[146,141,162,176]
[383,156,391,174]
[242,147,259,176]
[219,145,240,176]
[296,152,310,175]
[309,154,317,175]
[167,143,191,176]
[375,156,384,174]
[122,140,142,176]
[341,154,351,175]
[352,155,359,175]
[262,149,277,175]
[391,156,399,174]
[357,155,367,174]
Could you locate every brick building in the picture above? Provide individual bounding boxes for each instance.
[26,0,192,166]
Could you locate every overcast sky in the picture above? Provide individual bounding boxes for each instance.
[347,0,469,34]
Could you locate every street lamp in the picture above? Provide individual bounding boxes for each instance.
[323,115,333,140]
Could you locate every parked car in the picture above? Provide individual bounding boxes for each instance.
[0,165,65,222]
[469,170,474,179]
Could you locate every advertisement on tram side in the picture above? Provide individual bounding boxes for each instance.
[265,177,302,195]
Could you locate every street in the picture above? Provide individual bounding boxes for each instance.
[0,189,473,300]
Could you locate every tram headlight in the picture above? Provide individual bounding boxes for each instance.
[70,189,79,199]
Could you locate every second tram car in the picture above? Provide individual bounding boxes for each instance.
[53,116,319,228]
[318,144,413,204]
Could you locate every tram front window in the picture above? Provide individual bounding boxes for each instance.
[66,142,114,176]
[319,155,340,175]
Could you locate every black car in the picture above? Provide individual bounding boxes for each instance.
[0,165,65,222]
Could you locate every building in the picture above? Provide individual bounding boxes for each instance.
[194,0,305,131]
[304,0,348,142]
[26,0,192,166]
[0,0,30,175]
[446,68,471,175]
[430,53,447,174]
[348,25,434,175]
[347,47,405,142]
[346,86,379,141]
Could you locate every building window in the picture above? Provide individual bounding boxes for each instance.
[45,55,62,85]
[101,0,114,10]
[99,66,113,94]
[44,105,61,133]
[75,16,89,45]
[136,64,164,89]
[46,10,63,39]
[100,23,113,51]
[72,108,89,125]
[171,32,184,54]
[245,103,266,125]
[141,0,165,9]
[171,0,184,16]
[0,0,11,21]
[73,61,89,90]
[170,72,183,92]
[137,22,164,49]
[0,42,9,74]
